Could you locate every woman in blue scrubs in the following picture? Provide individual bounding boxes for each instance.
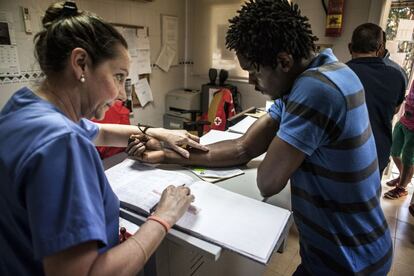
[0,1,202,275]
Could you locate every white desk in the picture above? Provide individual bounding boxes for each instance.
[103,152,293,276]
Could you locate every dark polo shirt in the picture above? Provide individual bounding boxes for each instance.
[347,57,405,172]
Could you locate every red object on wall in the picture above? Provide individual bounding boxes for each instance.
[92,100,131,159]
[325,0,345,37]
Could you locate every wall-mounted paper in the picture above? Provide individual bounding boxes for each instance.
[386,40,399,55]
[390,52,407,67]
[137,37,150,50]
[129,56,139,84]
[155,44,176,72]
[396,19,414,41]
[0,45,20,77]
[161,15,178,65]
[0,11,20,77]
[137,49,151,74]
[134,78,153,107]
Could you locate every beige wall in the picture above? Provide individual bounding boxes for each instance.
[0,0,390,124]
[293,0,387,62]
[187,0,389,110]
[0,0,186,127]
[186,0,270,109]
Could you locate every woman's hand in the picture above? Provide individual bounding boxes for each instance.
[153,185,194,226]
[148,129,208,158]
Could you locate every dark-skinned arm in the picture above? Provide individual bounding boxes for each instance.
[135,114,306,198]
[257,137,306,197]
[160,115,306,198]
[161,114,279,167]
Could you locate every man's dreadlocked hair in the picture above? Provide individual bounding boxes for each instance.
[226,0,318,68]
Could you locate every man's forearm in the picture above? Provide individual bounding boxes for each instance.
[162,114,280,167]
[164,138,252,167]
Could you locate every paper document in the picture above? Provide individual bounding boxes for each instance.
[246,111,267,119]
[134,78,153,107]
[390,52,407,66]
[200,130,242,145]
[106,159,194,214]
[162,15,178,47]
[386,41,399,56]
[161,15,178,65]
[128,57,139,83]
[137,37,150,50]
[137,49,151,74]
[0,12,20,77]
[190,167,244,181]
[105,159,291,263]
[175,180,291,263]
[198,131,245,182]
[396,19,414,41]
[155,44,176,72]
[200,130,266,162]
[228,116,257,134]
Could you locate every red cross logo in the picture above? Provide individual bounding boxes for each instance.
[214,117,222,126]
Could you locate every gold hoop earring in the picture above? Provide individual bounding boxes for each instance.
[80,74,85,83]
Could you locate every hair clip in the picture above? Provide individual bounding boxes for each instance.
[62,1,78,16]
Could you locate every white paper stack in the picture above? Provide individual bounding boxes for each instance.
[105,159,291,263]
[189,167,244,183]
[228,116,257,134]
[200,130,242,145]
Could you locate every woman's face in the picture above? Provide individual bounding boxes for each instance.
[83,44,130,120]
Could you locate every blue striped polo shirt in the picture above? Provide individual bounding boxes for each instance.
[269,49,392,275]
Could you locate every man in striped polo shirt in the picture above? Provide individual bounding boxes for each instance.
[130,0,392,274]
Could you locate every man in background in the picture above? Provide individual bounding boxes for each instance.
[347,23,406,179]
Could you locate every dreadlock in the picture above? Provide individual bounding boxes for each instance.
[226,0,318,68]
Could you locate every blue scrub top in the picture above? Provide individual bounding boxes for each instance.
[0,87,120,275]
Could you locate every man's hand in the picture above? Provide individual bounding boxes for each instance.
[126,134,169,163]
[125,134,162,158]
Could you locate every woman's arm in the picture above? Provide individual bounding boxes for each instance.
[43,221,165,276]
[93,123,208,158]
[43,185,193,276]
